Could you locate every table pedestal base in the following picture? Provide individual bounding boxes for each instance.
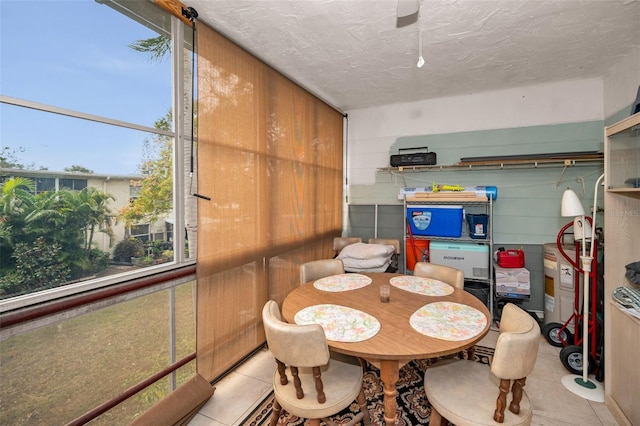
[379,360,400,425]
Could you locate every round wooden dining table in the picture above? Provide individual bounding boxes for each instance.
[282,272,491,425]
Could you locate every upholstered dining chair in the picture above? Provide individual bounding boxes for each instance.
[424,303,541,426]
[299,259,345,285]
[414,262,465,289]
[262,300,371,426]
[332,237,362,257]
[367,238,401,272]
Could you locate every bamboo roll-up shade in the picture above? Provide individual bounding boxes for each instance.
[196,23,343,381]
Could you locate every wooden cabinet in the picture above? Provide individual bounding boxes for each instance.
[603,112,640,426]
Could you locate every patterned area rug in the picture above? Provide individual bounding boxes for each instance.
[241,345,494,425]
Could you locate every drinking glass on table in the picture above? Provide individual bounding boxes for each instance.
[380,284,390,303]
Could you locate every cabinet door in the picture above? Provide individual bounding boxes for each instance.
[609,304,640,425]
[605,113,640,191]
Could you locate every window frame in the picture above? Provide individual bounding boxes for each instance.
[0,2,194,314]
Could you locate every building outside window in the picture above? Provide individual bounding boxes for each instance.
[34,176,55,193]
[130,224,151,243]
[59,178,88,191]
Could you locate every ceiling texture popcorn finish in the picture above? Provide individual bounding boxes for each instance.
[187,0,640,110]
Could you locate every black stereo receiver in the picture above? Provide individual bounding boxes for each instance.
[390,147,436,167]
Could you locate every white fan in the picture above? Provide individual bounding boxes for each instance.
[397,0,424,67]
[397,0,420,18]
[396,0,420,27]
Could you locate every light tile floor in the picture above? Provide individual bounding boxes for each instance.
[189,331,620,425]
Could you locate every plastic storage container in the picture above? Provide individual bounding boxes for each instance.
[405,239,429,271]
[467,213,489,239]
[429,242,490,279]
[406,205,463,237]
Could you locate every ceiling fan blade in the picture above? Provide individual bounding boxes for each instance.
[397,0,420,18]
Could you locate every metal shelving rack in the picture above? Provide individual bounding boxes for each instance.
[403,196,495,322]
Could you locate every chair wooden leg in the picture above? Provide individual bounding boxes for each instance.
[494,378,510,422]
[509,377,526,414]
[276,359,288,385]
[429,407,445,426]
[357,387,371,425]
[466,345,475,360]
[270,399,282,426]
[291,366,304,399]
[312,366,326,403]
[308,419,321,426]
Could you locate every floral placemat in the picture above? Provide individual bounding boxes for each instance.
[410,302,487,341]
[389,276,454,296]
[294,304,380,342]
[313,273,372,292]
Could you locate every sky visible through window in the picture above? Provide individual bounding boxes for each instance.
[0,0,172,175]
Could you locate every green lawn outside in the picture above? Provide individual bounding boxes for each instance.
[0,281,197,425]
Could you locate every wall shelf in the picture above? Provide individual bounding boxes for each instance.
[377,154,603,173]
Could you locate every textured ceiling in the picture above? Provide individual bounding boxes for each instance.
[187,0,640,111]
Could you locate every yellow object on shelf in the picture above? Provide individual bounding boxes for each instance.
[432,182,464,192]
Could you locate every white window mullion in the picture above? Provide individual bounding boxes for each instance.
[168,14,186,392]
[172,17,187,265]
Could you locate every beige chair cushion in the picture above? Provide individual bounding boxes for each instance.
[299,259,345,285]
[491,303,540,379]
[425,359,532,426]
[424,303,540,426]
[263,300,330,367]
[262,300,367,422]
[414,262,465,289]
[273,360,364,419]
